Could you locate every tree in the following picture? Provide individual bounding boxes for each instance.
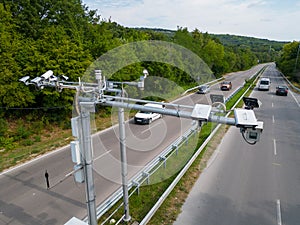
[0,3,35,109]
[277,41,300,82]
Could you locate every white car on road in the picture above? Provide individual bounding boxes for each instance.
[258,77,271,91]
[134,103,164,124]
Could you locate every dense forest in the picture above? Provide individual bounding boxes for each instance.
[210,34,286,63]
[138,28,285,64]
[0,0,297,157]
[209,34,299,82]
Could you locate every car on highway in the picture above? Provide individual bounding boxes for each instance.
[197,85,210,94]
[258,77,271,91]
[220,81,232,91]
[134,103,164,124]
[276,85,288,96]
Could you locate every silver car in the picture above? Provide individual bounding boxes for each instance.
[198,85,210,94]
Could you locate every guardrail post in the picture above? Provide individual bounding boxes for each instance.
[183,135,188,145]
[159,156,167,168]
[172,145,178,156]
[143,172,150,185]
[133,181,140,195]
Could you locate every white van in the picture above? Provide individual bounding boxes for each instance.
[258,78,271,91]
[134,103,164,124]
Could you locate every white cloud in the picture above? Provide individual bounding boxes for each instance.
[84,0,300,41]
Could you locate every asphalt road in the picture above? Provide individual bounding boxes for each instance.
[0,64,266,225]
[174,64,300,225]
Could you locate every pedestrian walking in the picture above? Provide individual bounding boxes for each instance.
[45,170,50,189]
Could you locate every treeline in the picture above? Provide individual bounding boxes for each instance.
[276,41,300,82]
[210,34,286,63]
[1,0,277,124]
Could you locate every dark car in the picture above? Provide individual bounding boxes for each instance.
[276,85,288,96]
[198,85,210,94]
[220,81,232,91]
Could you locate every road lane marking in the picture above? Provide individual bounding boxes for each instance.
[273,139,277,156]
[94,150,112,161]
[272,163,281,166]
[141,122,161,134]
[272,115,275,123]
[206,150,222,170]
[0,144,69,176]
[277,199,282,225]
[272,102,274,108]
[290,91,300,108]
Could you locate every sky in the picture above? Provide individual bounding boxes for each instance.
[82,0,300,42]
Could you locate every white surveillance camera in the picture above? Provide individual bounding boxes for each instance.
[245,121,263,142]
[234,108,258,128]
[31,77,42,84]
[19,76,30,84]
[62,75,69,80]
[108,82,116,88]
[243,97,262,110]
[41,70,54,80]
[245,128,260,142]
[49,75,57,82]
[242,121,263,144]
[143,69,149,77]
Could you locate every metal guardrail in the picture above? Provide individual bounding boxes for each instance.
[225,86,243,103]
[279,72,300,92]
[182,64,268,96]
[250,65,267,80]
[181,77,223,95]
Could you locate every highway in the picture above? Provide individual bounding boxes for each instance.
[174,64,300,225]
[0,64,266,225]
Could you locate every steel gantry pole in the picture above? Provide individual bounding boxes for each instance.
[117,90,131,222]
[80,102,97,225]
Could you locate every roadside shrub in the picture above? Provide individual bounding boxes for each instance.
[31,121,44,134]
[0,118,8,137]
[22,139,34,146]
[0,137,16,150]
[15,125,31,140]
[34,135,41,142]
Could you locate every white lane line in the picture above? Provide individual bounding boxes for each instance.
[141,122,161,134]
[290,91,300,108]
[272,115,275,124]
[0,145,69,176]
[272,102,274,108]
[206,150,221,170]
[94,150,112,161]
[273,139,277,156]
[277,199,282,225]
